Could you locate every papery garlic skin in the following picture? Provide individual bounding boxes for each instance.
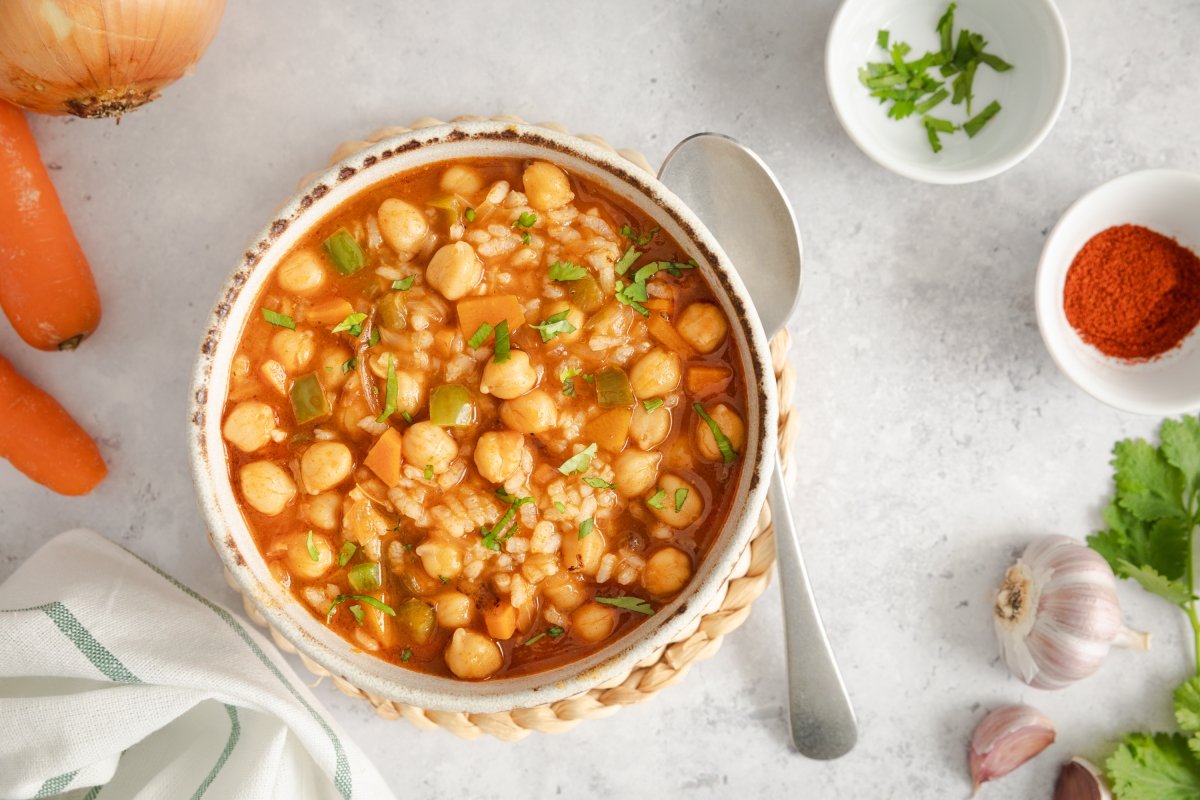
[994,535,1149,690]
[970,704,1056,793]
[1054,757,1112,800]
[0,0,227,118]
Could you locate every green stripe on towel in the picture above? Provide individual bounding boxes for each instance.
[33,769,77,798]
[190,705,240,800]
[39,601,142,684]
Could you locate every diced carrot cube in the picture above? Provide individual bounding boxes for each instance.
[306,298,355,327]
[686,365,732,397]
[364,427,404,487]
[457,295,526,339]
[584,407,632,453]
[647,312,693,354]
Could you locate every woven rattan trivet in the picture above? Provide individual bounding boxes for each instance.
[227,115,797,741]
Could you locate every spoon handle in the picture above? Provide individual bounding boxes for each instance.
[768,455,858,758]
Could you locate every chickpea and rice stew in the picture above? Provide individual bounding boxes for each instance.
[221,158,748,680]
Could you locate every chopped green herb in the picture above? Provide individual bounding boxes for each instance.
[493,319,511,363]
[521,232,532,245]
[647,489,668,510]
[376,355,397,423]
[876,29,889,49]
[368,327,380,348]
[322,229,366,276]
[467,322,493,349]
[261,308,295,329]
[514,211,537,228]
[578,517,595,540]
[963,100,1002,138]
[548,625,564,637]
[524,631,548,646]
[977,52,1013,72]
[482,491,535,550]
[595,595,655,615]
[401,411,413,424]
[619,225,659,247]
[922,115,958,153]
[400,647,413,662]
[615,278,650,316]
[553,501,567,514]
[465,208,476,223]
[560,365,580,397]
[332,312,368,336]
[338,541,356,567]
[694,403,738,463]
[582,373,595,384]
[936,3,956,56]
[306,530,320,562]
[558,443,598,475]
[642,398,664,413]
[392,276,415,291]
[423,464,433,480]
[530,310,577,343]
[342,357,357,374]
[614,246,640,276]
[674,488,689,513]
[439,575,449,584]
[548,261,589,281]
[349,604,365,624]
[583,476,615,490]
[326,594,395,623]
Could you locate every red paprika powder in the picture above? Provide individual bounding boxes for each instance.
[1063,224,1200,361]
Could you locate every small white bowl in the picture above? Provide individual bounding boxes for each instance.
[825,0,1070,184]
[1036,169,1200,415]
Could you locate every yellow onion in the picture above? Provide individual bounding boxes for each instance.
[0,0,227,118]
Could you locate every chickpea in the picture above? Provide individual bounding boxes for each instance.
[472,431,525,484]
[542,301,585,345]
[629,402,671,450]
[394,371,424,417]
[675,302,729,353]
[239,461,296,516]
[301,491,341,530]
[522,162,574,211]
[222,401,275,453]
[571,602,617,643]
[300,441,354,494]
[562,527,606,576]
[316,345,354,392]
[642,546,693,597]
[542,572,587,613]
[402,421,458,473]
[484,601,518,640]
[377,198,429,257]
[435,591,474,629]
[269,328,315,374]
[614,449,662,499]
[425,241,482,301]
[334,390,371,441]
[277,249,327,296]
[479,350,537,400]
[284,531,334,580]
[696,403,746,462]
[629,349,681,399]
[499,390,557,434]
[440,165,483,196]
[444,628,502,679]
[648,473,704,528]
[415,537,464,581]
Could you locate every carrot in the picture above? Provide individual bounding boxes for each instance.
[456,295,526,339]
[0,102,102,351]
[647,312,694,355]
[686,365,733,397]
[364,428,404,487]
[583,407,632,453]
[0,354,106,495]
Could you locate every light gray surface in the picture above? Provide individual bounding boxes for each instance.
[1,1,1197,797]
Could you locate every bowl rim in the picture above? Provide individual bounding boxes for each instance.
[1034,167,1200,415]
[188,120,779,713]
[823,0,1072,185]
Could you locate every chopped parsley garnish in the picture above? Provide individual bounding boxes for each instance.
[332,312,368,336]
[674,488,689,513]
[524,626,565,647]
[521,232,532,245]
[963,100,1002,138]
[322,229,366,276]
[493,319,511,363]
[560,365,580,397]
[615,278,650,315]
[548,261,589,281]
[376,355,397,423]
[326,594,395,623]
[616,259,696,316]
[392,276,415,291]
[481,491,535,551]
[632,260,696,283]
[306,530,320,562]
[558,443,598,476]
[401,411,413,424]
[439,575,449,584]
[620,224,659,247]
[596,596,655,615]
[553,501,567,514]
[349,604,364,624]
[423,464,434,480]
[694,403,738,463]
[368,327,380,348]
[642,398,664,413]
[467,321,493,349]
[400,648,413,662]
[578,517,595,540]
[338,541,356,567]
[530,310,577,342]
[583,477,615,490]
[614,246,640,276]
[876,29,889,49]
[465,208,476,223]
[514,211,537,228]
[646,489,668,510]
[341,357,357,374]
[923,116,958,153]
[261,308,295,329]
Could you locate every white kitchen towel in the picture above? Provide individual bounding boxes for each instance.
[0,529,395,800]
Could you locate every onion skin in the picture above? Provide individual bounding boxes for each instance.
[0,0,227,118]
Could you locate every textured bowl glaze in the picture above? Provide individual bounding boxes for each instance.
[189,120,777,713]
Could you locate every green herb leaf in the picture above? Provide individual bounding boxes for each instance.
[936,2,956,56]
[963,100,1002,137]
[554,501,567,514]
[558,443,598,475]
[615,278,649,316]
[467,322,493,349]
[524,631,547,646]
[1176,677,1200,736]
[583,477,615,490]
[549,261,589,281]
[642,398,664,413]
[595,595,655,615]
[465,208,477,223]
[262,308,295,329]
[514,211,537,228]
[401,411,413,424]
[338,541,356,567]
[578,517,595,540]
[548,625,564,637]
[423,464,434,480]
[522,232,532,245]
[876,29,889,50]
[619,225,659,247]
[400,647,413,662]
[306,530,320,562]
[376,355,397,423]
[633,260,696,283]
[323,229,367,276]
[342,357,357,374]
[646,489,668,510]
[560,366,580,397]
[694,403,738,463]
[494,320,511,363]
[977,51,1013,72]
[530,310,577,343]
[614,246,640,276]
[674,488,689,513]
[1106,732,1200,800]
[368,327,380,348]
[332,312,368,336]
[392,276,415,291]
[349,604,364,624]
[326,594,395,623]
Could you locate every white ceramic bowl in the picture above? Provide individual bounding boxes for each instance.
[1036,169,1200,415]
[189,121,777,713]
[825,0,1070,184]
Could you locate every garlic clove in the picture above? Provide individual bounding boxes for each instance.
[1054,758,1112,800]
[969,704,1056,794]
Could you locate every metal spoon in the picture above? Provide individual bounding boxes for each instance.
[659,133,858,760]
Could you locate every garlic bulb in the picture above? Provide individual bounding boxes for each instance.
[1054,758,1112,800]
[994,535,1150,690]
[0,0,227,118]
[970,704,1056,793]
